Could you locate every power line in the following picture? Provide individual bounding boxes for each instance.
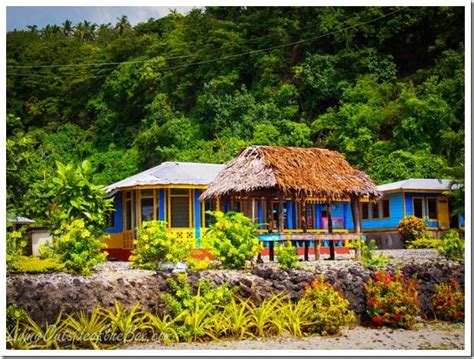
[7,7,371,69]
[8,7,406,79]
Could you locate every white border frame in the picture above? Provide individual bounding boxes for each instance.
[1,1,471,356]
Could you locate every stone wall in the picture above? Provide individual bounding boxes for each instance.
[7,260,464,325]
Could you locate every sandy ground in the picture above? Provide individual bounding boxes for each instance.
[123,321,464,351]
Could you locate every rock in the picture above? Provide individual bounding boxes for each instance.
[238,277,253,288]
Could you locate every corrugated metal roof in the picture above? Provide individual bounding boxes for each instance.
[376,178,456,192]
[8,216,35,224]
[105,162,225,193]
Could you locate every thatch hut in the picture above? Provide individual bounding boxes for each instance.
[201,145,382,259]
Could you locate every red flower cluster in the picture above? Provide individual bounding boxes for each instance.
[364,270,420,329]
[432,278,464,323]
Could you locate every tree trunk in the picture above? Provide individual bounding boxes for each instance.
[350,196,362,260]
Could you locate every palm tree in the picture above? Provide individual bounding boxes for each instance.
[74,22,85,41]
[62,20,74,38]
[82,21,97,41]
[26,25,38,35]
[115,15,131,35]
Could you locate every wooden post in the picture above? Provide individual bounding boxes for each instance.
[269,241,275,261]
[315,238,321,261]
[301,198,307,233]
[350,196,362,260]
[266,196,273,233]
[278,192,284,233]
[327,202,335,260]
[251,197,255,223]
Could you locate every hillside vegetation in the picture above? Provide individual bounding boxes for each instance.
[7,7,464,217]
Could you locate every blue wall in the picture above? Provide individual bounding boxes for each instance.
[106,192,123,234]
[159,189,166,221]
[405,192,439,228]
[360,192,404,230]
[194,189,202,245]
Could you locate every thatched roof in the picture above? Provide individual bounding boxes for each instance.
[200,146,382,201]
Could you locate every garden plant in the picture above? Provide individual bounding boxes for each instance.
[202,211,262,269]
[365,271,420,329]
[432,278,464,323]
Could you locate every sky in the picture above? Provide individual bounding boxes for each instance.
[6,6,196,31]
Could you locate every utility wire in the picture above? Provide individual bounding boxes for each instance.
[7,7,371,69]
[8,7,406,79]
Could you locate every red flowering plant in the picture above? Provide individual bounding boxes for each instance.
[302,275,356,335]
[364,270,420,329]
[432,278,464,323]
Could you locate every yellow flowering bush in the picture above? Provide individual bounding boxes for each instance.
[9,256,65,273]
[302,275,356,335]
[130,221,194,269]
[46,219,107,275]
[397,215,428,245]
[202,211,262,269]
[6,230,28,271]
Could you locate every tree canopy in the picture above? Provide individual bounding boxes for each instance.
[7,6,464,215]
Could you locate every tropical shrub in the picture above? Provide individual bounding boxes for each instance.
[349,238,388,268]
[6,230,28,271]
[45,219,107,275]
[202,211,262,269]
[365,271,420,328]
[187,257,214,271]
[7,304,28,332]
[63,307,109,349]
[432,279,464,322]
[103,302,150,343]
[162,273,237,342]
[145,312,181,344]
[397,215,428,245]
[163,274,237,318]
[275,298,314,337]
[24,160,113,235]
[130,220,194,269]
[275,241,299,269]
[302,276,356,335]
[9,256,65,274]
[24,311,65,349]
[438,229,464,261]
[407,234,440,249]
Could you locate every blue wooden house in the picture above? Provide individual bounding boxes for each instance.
[104,160,463,258]
[362,178,464,247]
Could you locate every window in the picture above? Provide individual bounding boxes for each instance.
[362,203,369,219]
[272,202,287,229]
[140,189,156,223]
[141,198,154,222]
[170,189,190,228]
[141,189,153,197]
[234,200,242,212]
[106,211,115,228]
[427,198,438,221]
[171,188,188,195]
[382,199,390,218]
[413,198,424,218]
[304,203,315,229]
[371,203,380,219]
[362,199,390,220]
[124,191,133,230]
[204,200,216,227]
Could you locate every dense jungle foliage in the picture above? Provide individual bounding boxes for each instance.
[7,6,465,219]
